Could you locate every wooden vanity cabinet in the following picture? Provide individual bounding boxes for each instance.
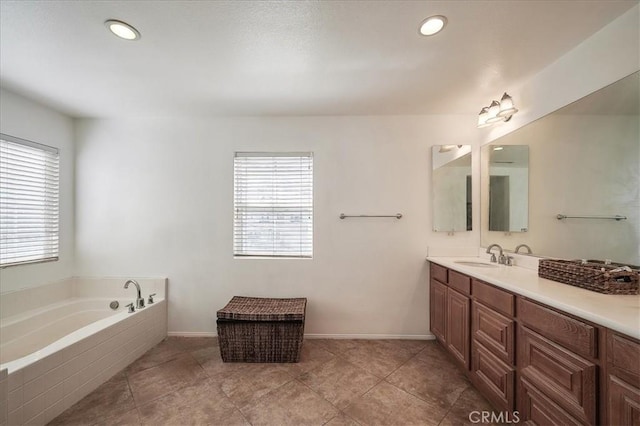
[607,331,640,425]
[428,261,640,426]
[429,263,470,369]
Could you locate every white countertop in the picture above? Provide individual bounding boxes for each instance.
[427,256,640,340]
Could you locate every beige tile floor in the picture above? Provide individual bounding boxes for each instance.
[49,337,495,426]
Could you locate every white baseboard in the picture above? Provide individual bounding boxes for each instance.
[167,331,436,340]
[167,331,217,337]
[305,334,435,340]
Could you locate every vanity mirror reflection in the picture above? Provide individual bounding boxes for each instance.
[432,145,472,232]
[481,71,640,265]
[486,145,529,233]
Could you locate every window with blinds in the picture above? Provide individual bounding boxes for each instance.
[234,152,313,258]
[0,134,60,267]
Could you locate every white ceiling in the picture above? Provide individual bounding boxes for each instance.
[0,0,636,118]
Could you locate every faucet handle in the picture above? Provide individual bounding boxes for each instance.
[126,303,135,313]
[489,253,497,263]
[506,256,514,266]
[498,254,507,265]
[148,293,156,304]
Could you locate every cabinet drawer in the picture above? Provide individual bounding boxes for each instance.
[518,298,597,359]
[473,280,514,316]
[519,326,596,425]
[470,341,515,412]
[472,301,514,364]
[449,270,471,295]
[519,377,583,426]
[608,331,640,387]
[608,374,640,426]
[431,263,448,283]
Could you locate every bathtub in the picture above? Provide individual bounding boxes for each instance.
[0,277,167,426]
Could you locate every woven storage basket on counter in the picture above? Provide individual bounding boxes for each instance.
[216,296,307,363]
[538,259,639,295]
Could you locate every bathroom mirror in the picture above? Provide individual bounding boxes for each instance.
[432,145,472,232]
[481,71,639,265]
[486,145,529,232]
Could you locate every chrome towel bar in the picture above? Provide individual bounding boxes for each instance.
[556,214,627,221]
[339,213,403,219]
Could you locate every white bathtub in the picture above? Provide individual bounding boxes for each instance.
[0,277,168,426]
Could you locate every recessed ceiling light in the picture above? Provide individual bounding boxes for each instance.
[419,15,447,36]
[105,19,141,41]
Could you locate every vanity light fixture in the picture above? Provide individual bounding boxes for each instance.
[419,15,447,36]
[105,19,141,41]
[477,93,519,128]
[493,146,504,151]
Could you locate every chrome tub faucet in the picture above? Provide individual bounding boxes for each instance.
[124,279,145,309]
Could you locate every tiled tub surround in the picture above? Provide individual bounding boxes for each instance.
[426,256,640,339]
[0,277,167,426]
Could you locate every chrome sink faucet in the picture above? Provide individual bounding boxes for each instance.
[124,279,145,309]
[486,244,505,264]
[515,244,533,255]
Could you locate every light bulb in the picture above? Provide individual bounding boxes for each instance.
[105,20,141,41]
[419,16,447,36]
[485,100,503,124]
[497,92,518,117]
[477,107,491,128]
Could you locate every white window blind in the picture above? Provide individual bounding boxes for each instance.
[234,152,313,258]
[0,134,60,267]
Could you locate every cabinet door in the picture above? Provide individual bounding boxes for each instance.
[430,279,447,343]
[471,340,515,411]
[519,326,596,425]
[608,375,640,426]
[446,288,470,369]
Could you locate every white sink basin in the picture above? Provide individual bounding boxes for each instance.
[454,261,499,268]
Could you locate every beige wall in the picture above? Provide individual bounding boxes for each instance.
[73,115,478,336]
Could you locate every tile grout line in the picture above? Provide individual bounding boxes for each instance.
[127,347,209,411]
[126,373,145,426]
[382,343,470,425]
[297,349,381,421]
[187,347,257,425]
[137,340,255,426]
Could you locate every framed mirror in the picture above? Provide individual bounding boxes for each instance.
[432,145,472,232]
[480,71,639,265]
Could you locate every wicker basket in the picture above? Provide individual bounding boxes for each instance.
[538,259,639,295]
[216,296,306,363]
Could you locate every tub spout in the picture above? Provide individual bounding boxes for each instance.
[124,280,145,309]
